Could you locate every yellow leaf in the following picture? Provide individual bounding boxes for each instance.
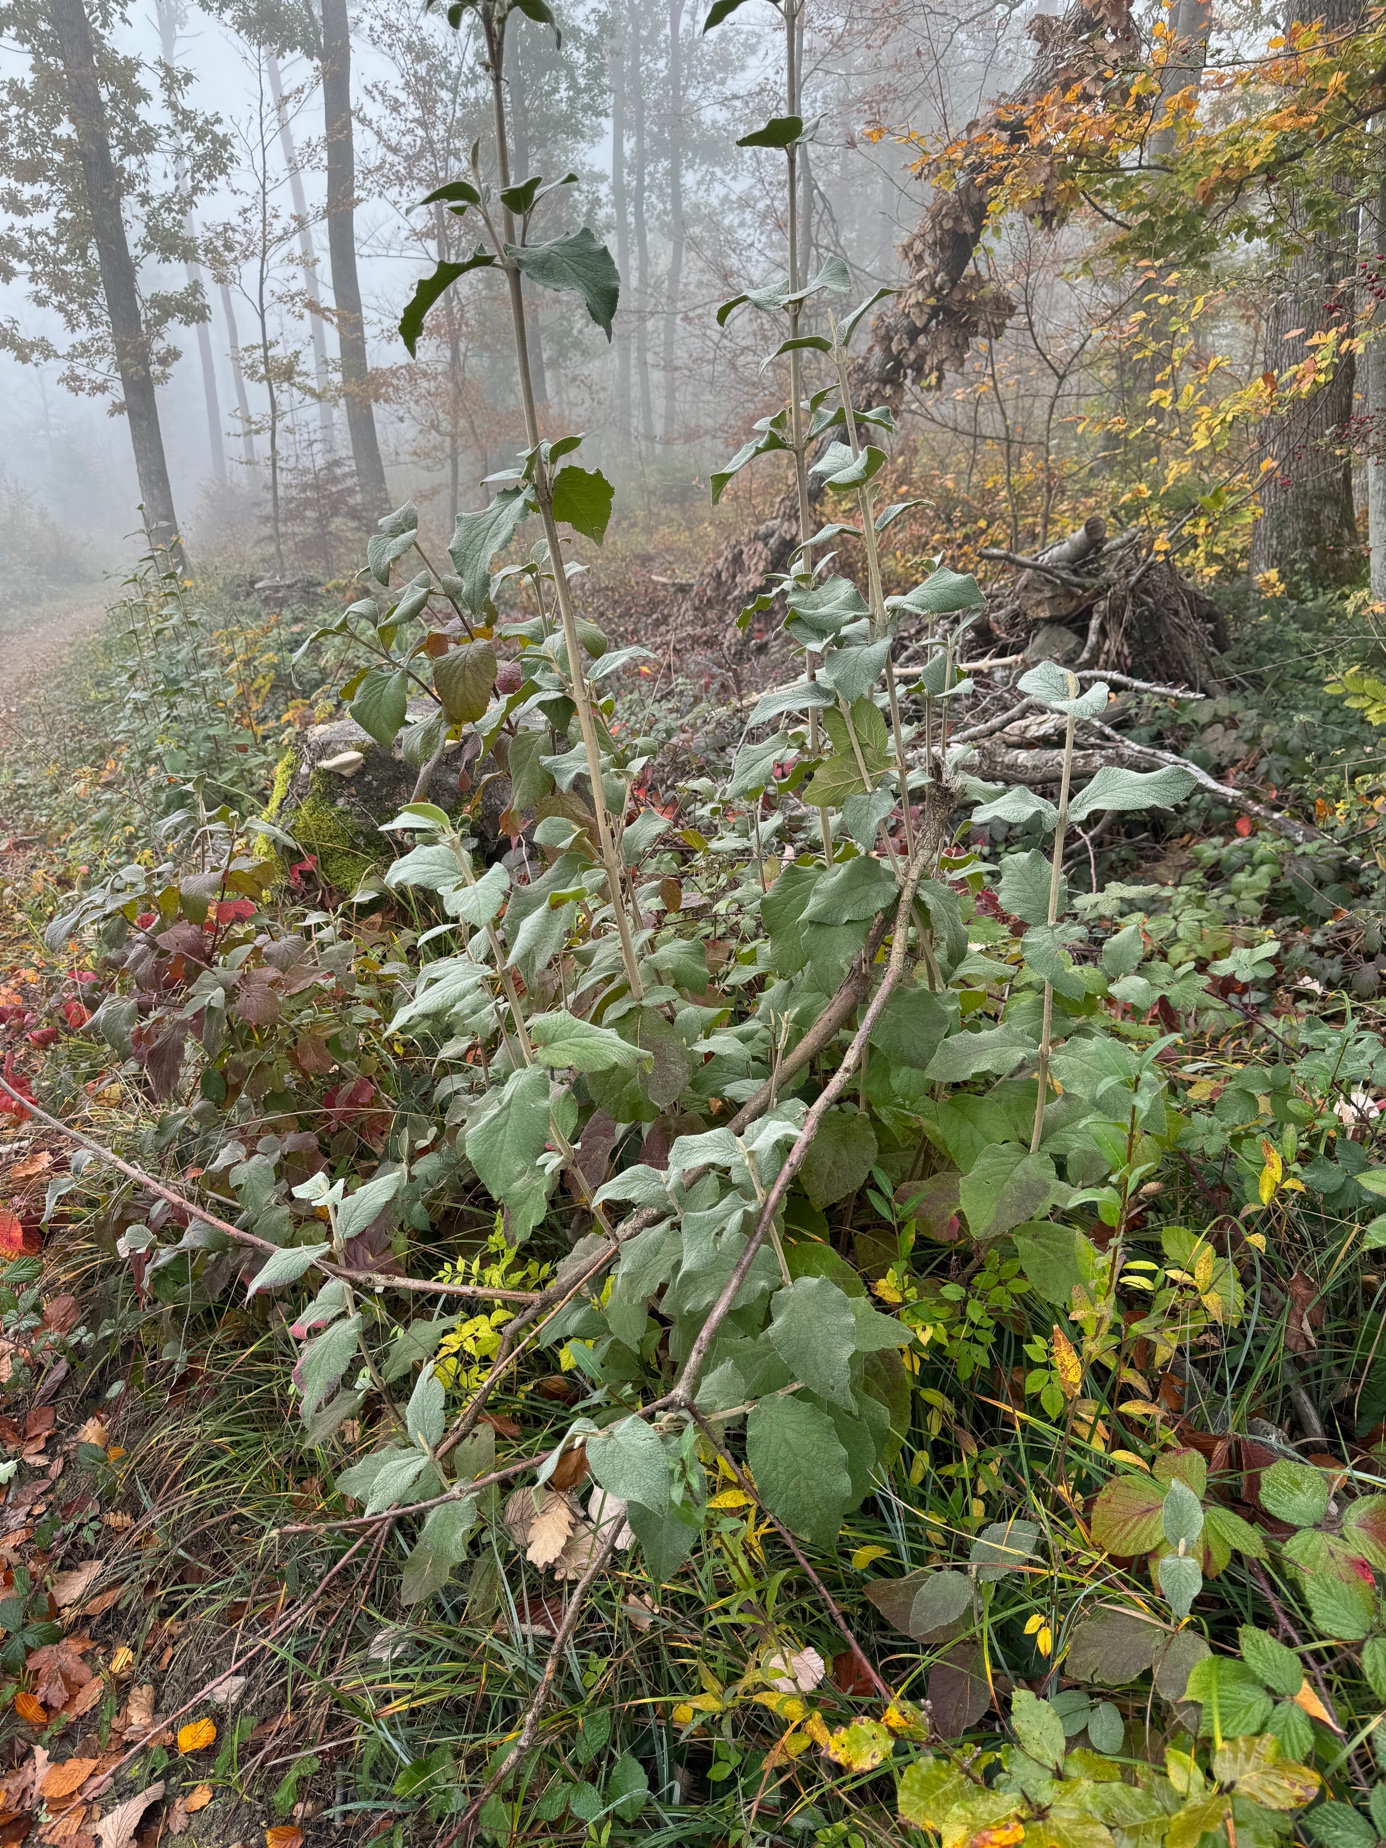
[1109,1450,1150,1469]
[851,1544,890,1570]
[1244,1232,1267,1252]
[1052,1325,1082,1401]
[1292,1679,1336,1726]
[824,1718,894,1771]
[177,1719,217,1753]
[672,1703,695,1725]
[1118,1399,1165,1417]
[706,1488,752,1510]
[804,1711,831,1747]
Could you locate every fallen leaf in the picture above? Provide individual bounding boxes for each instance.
[0,1212,40,1257]
[52,1562,104,1610]
[1292,1679,1338,1726]
[525,1494,575,1568]
[82,1590,124,1620]
[549,1443,589,1491]
[7,1151,50,1184]
[41,1763,99,1803]
[38,1804,89,1843]
[26,1640,93,1709]
[14,1690,46,1723]
[180,1790,211,1815]
[107,1647,133,1677]
[207,1676,246,1706]
[175,1719,215,1754]
[75,1420,108,1450]
[265,1829,303,1848]
[41,1297,80,1336]
[62,1679,105,1721]
[100,1514,133,1532]
[121,1687,155,1736]
[92,1782,163,1848]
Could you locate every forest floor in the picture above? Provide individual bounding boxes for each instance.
[0,606,108,724]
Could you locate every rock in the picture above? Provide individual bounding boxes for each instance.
[1024,621,1084,666]
[264,715,516,893]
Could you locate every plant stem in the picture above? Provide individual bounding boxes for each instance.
[1030,707,1077,1153]
[482,6,644,1002]
[828,313,916,860]
[782,0,832,866]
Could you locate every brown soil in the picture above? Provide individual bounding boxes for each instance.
[0,603,107,720]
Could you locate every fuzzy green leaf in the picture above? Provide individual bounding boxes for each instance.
[768,1275,858,1404]
[551,465,615,544]
[509,229,620,338]
[745,1395,852,1547]
[350,667,408,747]
[433,640,497,723]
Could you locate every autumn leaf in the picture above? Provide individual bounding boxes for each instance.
[181,1787,212,1814]
[176,1718,216,1753]
[14,1690,46,1724]
[527,1495,577,1569]
[1052,1324,1083,1400]
[93,1782,164,1848]
[265,1827,304,1848]
[26,1639,93,1708]
[41,1759,99,1802]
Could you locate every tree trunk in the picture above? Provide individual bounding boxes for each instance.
[609,0,632,453]
[632,2,655,449]
[1366,148,1386,601]
[661,0,685,443]
[266,51,336,453]
[154,0,224,487]
[1248,0,1362,590]
[320,0,390,520]
[219,281,257,468]
[508,31,549,407]
[49,0,183,561]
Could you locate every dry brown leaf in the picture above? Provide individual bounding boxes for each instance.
[180,1789,211,1816]
[52,1562,104,1610]
[26,1641,93,1709]
[121,1687,155,1736]
[75,1420,109,1450]
[62,1679,105,1721]
[9,1152,52,1184]
[100,1514,133,1533]
[42,1762,99,1803]
[501,1486,536,1549]
[164,1804,192,1840]
[82,1590,124,1621]
[265,1828,302,1848]
[525,1493,576,1568]
[92,1782,164,1848]
[39,1804,89,1843]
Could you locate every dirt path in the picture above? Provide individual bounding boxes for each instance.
[0,602,107,721]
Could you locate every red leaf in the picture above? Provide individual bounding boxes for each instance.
[0,1213,39,1258]
[61,1003,91,1031]
[25,1030,58,1048]
[1235,816,1253,837]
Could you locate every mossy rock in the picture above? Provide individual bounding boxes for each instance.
[265,716,510,893]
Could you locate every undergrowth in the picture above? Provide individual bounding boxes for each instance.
[5,5,1386,1848]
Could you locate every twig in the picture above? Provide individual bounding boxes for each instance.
[434,1521,623,1848]
[691,1409,896,1704]
[0,1076,540,1304]
[976,546,1096,590]
[1080,719,1342,852]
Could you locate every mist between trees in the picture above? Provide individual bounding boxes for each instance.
[1,0,1384,602]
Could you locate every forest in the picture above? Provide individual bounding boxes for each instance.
[5,0,1386,1844]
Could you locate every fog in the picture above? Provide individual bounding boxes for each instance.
[0,0,1029,597]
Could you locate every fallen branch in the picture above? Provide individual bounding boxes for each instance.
[0,1077,540,1304]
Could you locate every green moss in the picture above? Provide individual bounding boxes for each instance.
[292,774,382,892]
[252,749,300,871]
[265,748,296,819]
